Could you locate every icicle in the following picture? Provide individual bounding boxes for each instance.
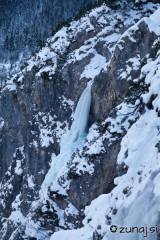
[40,82,92,196]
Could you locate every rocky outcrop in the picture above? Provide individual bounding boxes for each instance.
[91,19,158,122]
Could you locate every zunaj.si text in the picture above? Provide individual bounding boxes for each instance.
[110,225,158,237]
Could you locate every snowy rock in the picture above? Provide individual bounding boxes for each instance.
[0,1,160,239]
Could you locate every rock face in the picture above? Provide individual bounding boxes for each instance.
[0,1,160,240]
[91,19,157,122]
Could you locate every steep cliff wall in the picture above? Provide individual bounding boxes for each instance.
[0,1,160,240]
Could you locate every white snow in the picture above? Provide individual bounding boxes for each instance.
[80,52,106,80]
[9,210,25,226]
[50,227,93,240]
[15,160,23,175]
[40,128,54,148]
[27,175,35,189]
[103,33,121,43]
[127,56,141,71]
[61,95,74,111]
[65,203,79,216]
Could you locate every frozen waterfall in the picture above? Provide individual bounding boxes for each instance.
[68,83,92,143]
[40,82,92,196]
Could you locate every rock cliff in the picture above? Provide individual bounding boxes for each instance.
[0,1,160,239]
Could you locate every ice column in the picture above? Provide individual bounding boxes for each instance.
[69,82,91,142]
[40,82,92,196]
